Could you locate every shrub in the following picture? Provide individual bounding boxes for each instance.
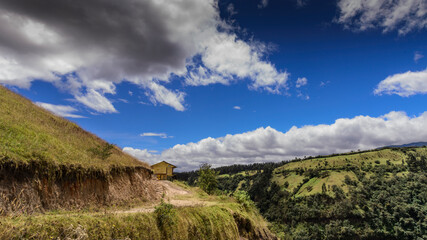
[154,200,176,238]
[198,163,218,194]
[233,190,254,210]
[87,143,114,160]
[322,183,327,194]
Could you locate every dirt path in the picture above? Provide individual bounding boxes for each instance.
[115,181,214,214]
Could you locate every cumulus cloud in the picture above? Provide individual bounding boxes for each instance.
[35,102,85,118]
[122,148,160,166]
[374,69,427,96]
[296,77,308,88]
[0,0,288,113]
[140,132,173,139]
[124,111,427,171]
[336,0,427,35]
[186,33,289,94]
[233,106,241,110]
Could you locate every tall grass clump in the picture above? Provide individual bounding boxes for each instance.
[155,199,177,239]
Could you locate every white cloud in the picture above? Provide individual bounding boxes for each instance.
[188,33,289,94]
[374,69,427,96]
[296,0,309,7]
[145,82,185,111]
[258,0,269,9]
[122,147,160,165]
[140,132,172,139]
[117,99,128,103]
[414,52,424,63]
[320,81,330,87]
[75,89,117,113]
[233,106,241,110]
[296,77,308,88]
[336,0,427,35]
[227,4,237,16]
[0,0,288,113]
[125,111,427,171]
[35,102,85,118]
[297,91,310,100]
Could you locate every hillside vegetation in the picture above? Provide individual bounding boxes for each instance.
[0,182,276,240]
[0,86,146,169]
[0,86,157,214]
[178,146,427,239]
[0,86,277,239]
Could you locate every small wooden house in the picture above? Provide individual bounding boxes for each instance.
[151,161,177,180]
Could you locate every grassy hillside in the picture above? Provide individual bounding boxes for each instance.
[0,182,276,240]
[180,146,427,239]
[271,148,413,197]
[0,86,146,169]
[0,86,278,239]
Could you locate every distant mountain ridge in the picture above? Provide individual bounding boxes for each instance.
[379,141,427,149]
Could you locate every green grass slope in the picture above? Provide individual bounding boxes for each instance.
[0,182,277,240]
[272,147,425,197]
[211,147,427,239]
[0,86,146,169]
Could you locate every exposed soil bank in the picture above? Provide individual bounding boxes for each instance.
[0,158,159,214]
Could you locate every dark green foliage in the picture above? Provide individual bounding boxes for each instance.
[343,175,357,186]
[322,183,327,194]
[217,174,246,193]
[407,153,427,172]
[233,190,254,210]
[177,146,427,239]
[154,200,177,239]
[87,143,114,160]
[175,161,286,186]
[198,163,218,194]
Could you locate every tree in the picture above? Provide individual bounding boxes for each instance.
[322,183,327,194]
[87,143,114,160]
[198,163,218,194]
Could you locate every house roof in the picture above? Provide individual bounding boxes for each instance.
[151,161,177,168]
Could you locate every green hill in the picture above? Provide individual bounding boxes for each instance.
[179,146,427,239]
[0,86,278,240]
[0,85,147,169]
[271,148,416,197]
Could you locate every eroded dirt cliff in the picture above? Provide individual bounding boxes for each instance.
[0,159,159,214]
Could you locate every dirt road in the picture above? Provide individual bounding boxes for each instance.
[115,181,215,214]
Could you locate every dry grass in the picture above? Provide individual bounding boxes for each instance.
[0,86,148,170]
[0,181,274,240]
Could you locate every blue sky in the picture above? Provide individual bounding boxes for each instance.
[1,0,427,170]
